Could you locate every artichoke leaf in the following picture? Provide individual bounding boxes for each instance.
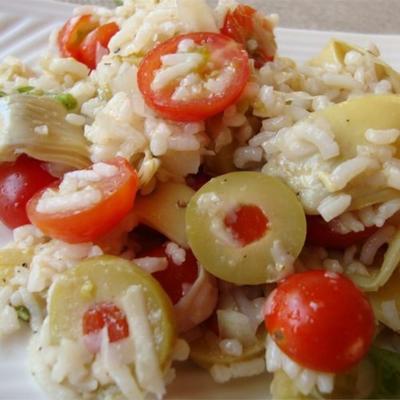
[270,370,311,400]
[263,95,400,214]
[189,328,265,369]
[349,229,400,292]
[309,39,400,93]
[271,360,374,399]
[369,234,400,330]
[0,95,91,169]
[135,182,195,248]
[369,267,400,331]
[0,248,33,285]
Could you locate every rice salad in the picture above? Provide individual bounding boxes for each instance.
[1,0,400,399]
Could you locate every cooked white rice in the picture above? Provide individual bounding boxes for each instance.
[1,0,400,398]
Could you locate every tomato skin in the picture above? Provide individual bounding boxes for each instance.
[26,157,138,244]
[82,302,129,343]
[224,204,268,246]
[306,215,378,249]
[265,270,375,373]
[221,5,277,68]
[0,155,56,229]
[79,22,119,70]
[141,243,198,304]
[137,32,250,122]
[58,15,98,60]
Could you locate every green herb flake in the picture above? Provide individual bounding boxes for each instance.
[17,86,35,94]
[0,91,7,97]
[114,0,123,5]
[15,305,30,323]
[55,93,78,110]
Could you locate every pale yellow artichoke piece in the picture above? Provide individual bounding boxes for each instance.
[270,370,309,400]
[309,39,400,93]
[320,94,400,210]
[369,266,400,331]
[368,232,400,328]
[190,329,265,369]
[134,182,195,248]
[271,361,374,399]
[264,95,400,214]
[0,248,33,285]
[349,229,400,292]
[0,95,91,169]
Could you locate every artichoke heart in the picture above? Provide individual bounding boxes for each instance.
[0,95,91,169]
[0,248,33,285]
[309,39,400,93]
[350,229,400,293]
[263,95,400,214]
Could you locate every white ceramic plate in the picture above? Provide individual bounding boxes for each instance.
[1,1,400,398]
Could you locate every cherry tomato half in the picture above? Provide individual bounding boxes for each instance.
[137,32,250,122]
[306,215,378,249]
[82,302,129,343]
[27,157,138,243]
[58,15,98,60]
[265,270,375,373]
[221,5,277,68]
[79,22,119,70]
[141,243,198,304]
[0,155,56,229]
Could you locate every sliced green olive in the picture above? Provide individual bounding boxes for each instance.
[263,95,400,214]
[134,182,195,248]
[186,172,306,284]
[190,329,265,369]
[309,39,400,93]
[48,255,176,367]
[0,248,32,285]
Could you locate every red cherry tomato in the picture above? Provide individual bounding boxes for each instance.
[265,270,375,373]
[221,5,277,68]
[224,204,269,246]
[0,155,56,229]
[137,32,250,122]
[141,243,199,304]
[306,215,378,249]
[82,302,129,343]
[79,22,119,70]
[27,157,138,243]
[58,15,98,60]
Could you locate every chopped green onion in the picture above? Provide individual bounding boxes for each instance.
[0,91,6,97]
[15,305,30,323]
[114,0,123,5]
[55,93,78,110]
[17,86,35,94]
